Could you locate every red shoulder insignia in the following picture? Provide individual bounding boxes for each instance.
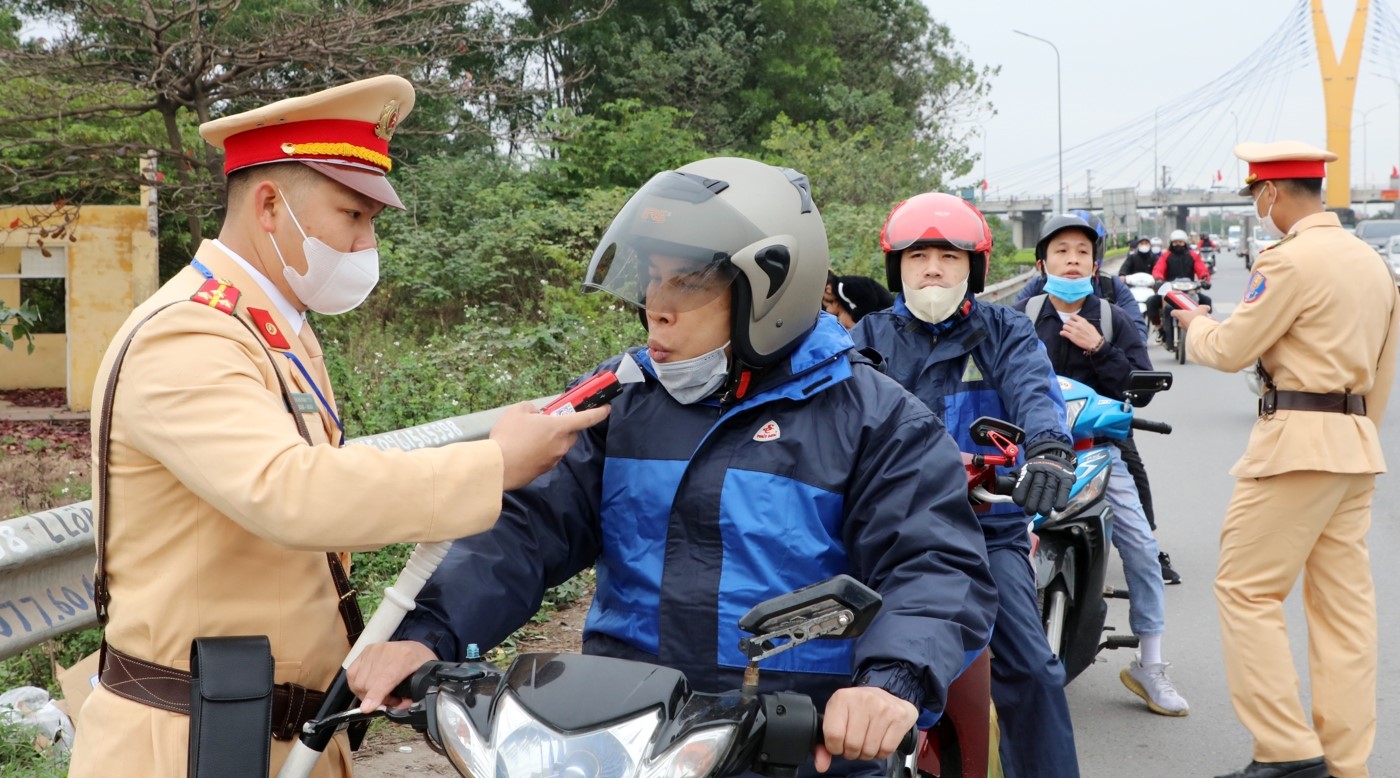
[247,307,292,350]
[190,278,239,315]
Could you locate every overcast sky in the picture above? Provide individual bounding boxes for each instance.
[928,0,1400,200]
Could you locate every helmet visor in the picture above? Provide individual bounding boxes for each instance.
[584,171,763,312]
[881,195,990,253]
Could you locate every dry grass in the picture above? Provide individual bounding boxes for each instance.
[0,420,90,519]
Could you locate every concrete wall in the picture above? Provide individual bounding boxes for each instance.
[0,205,158,410]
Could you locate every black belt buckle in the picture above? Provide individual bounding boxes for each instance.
[1259,389,1277,417]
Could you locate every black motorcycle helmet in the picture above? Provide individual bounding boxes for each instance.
[1035,213,1105,268]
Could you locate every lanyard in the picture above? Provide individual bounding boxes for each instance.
[282,351,345,447]
[189,258,345,446]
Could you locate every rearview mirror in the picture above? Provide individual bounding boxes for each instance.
[968,416,1026,447]
[737,575,881,660]
[1127,371,1173,395]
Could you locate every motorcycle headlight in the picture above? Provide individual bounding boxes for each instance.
[1063,398,1087,433]
[437,691,662,778]
[640,725,737,778]
[1172,280,1196,291]
[1059,455,1110,518]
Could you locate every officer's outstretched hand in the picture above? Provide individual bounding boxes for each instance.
[490,402,610,490]
[348,640,438,713]
[1012,440,1077,516]
[814,686,917,772]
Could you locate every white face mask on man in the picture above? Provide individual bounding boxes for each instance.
[1254,183,1285,240]
[903,280,969,324]
[652,341,731,405]
[267,188,381,315]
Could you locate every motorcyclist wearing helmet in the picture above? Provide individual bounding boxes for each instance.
[348,158,997,777]
[1016,215,1191,718]
[1016,211,1149,341]
[1120,236,1158,277]
[1149,229,1213,349]
[1034,225,1176,582]
[851,193,1080,777]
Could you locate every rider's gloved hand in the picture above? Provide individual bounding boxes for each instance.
[1012,439,1077,516]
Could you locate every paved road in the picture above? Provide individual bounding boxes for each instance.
[1067,253,1400,776]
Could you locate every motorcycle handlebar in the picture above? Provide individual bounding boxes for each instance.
[1130,418,1173,435]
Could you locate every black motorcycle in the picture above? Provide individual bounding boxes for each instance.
[292,576,918,778]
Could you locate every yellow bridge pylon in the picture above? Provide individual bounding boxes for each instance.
[1311,0,1369,208]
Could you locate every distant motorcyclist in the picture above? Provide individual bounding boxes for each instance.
[1148,230,1212,346]
[1119,237,1158,277]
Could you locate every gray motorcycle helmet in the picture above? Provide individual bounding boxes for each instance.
[583,156,829,369]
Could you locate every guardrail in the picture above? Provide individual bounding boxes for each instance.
[2,258,1131,661]
[0,404,530,661]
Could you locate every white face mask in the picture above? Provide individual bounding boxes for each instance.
[903,279,969,324]
[1137,244,1151,253]
[652,341,730,405]
[1254,184,1284,240]
[268,188,380,315]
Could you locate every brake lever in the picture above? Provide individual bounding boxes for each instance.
[301,707,387,738]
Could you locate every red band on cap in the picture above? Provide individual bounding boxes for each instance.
[222,119,390,175]
[1245,159,1327,184]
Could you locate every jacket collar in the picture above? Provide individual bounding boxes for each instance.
[1288,210,1341,235]
[193,240,310,358]
[209,239,305,336]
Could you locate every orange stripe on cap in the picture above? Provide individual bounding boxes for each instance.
[222,119,390,176]
[1245,158,1327,185]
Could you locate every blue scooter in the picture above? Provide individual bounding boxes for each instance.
[971,371,1173,683]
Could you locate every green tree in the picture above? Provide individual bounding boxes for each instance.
[541,98,706,195]
[0,0,589,270]
[0,297,38,352]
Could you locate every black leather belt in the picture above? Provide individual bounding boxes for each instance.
[99,642,325,740]
[1259,389,1366,417]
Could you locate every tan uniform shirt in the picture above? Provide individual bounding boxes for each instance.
[1187,211,1400,478]
[71,241,505,777]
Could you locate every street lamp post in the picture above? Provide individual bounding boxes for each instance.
[1358,103,1386,189]
[1378,74,1400,183]
[1014,29,1063,214]
[1227,109,1242,183]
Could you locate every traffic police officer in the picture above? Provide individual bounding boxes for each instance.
[70,76,607,777]
[1175,140,1400,778]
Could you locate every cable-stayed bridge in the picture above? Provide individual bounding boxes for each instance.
[971,0,1400,245]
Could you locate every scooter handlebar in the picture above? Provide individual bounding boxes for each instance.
[1130,418,1173,434]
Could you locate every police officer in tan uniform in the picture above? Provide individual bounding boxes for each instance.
[69,76,607,778]
[1175,141,1400,778]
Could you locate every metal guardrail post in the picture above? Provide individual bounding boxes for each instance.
[0,401,547,660]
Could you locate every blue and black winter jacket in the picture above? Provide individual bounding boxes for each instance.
[851,298,1071,550]
[397,314,997,733]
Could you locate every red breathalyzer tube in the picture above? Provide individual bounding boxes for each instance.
[543,371,622,415]
[1164,289,1200,311]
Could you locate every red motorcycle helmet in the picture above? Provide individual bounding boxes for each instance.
[880,193,994,294]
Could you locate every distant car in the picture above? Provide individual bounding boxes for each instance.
[1386,235,1400,285]
[1354,219,1400,254]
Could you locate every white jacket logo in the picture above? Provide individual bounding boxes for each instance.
[754,420,781,442]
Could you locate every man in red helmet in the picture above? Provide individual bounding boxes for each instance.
[850,193,1080,777]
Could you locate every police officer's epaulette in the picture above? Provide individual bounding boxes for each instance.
[1260,233,1295,254]
[190,277,240,315]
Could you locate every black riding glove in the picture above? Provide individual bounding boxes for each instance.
[1012,439,1077,516]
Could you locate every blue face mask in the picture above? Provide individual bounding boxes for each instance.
[1043,273,1094,302]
